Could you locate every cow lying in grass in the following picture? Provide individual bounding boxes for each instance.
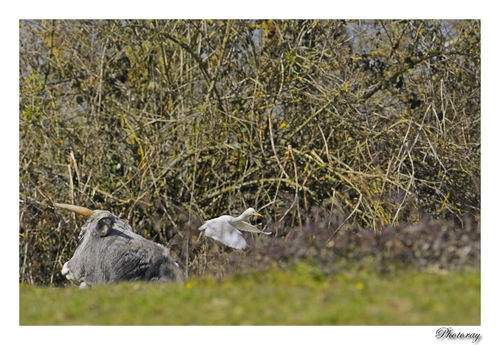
[56,203,184,288]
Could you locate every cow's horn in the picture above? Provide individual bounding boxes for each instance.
[55,203,96,217]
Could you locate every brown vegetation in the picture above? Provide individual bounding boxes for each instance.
[19,20,480,285]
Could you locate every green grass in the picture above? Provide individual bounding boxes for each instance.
[19,267,480,325]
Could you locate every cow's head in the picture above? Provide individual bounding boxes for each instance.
[56,203,184,287]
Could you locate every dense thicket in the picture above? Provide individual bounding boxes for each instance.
[19,20,480,285]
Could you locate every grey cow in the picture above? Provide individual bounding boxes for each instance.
[56,203,184,288]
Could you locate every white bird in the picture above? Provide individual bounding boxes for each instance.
[199,208,271,249]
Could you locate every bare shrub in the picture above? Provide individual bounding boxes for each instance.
[20,20,480,285]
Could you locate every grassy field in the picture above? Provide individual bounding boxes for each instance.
[20,267,479,325]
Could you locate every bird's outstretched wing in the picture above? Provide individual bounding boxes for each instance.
[202,220,249,249]
[231,220,272,235]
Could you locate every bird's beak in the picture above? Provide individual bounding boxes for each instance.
[253,211,263,217]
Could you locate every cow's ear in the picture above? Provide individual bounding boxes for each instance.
[97,217,114,237]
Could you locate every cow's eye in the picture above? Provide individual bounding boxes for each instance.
[97,217,114,237]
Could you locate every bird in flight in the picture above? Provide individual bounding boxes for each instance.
[199,208,271,249]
